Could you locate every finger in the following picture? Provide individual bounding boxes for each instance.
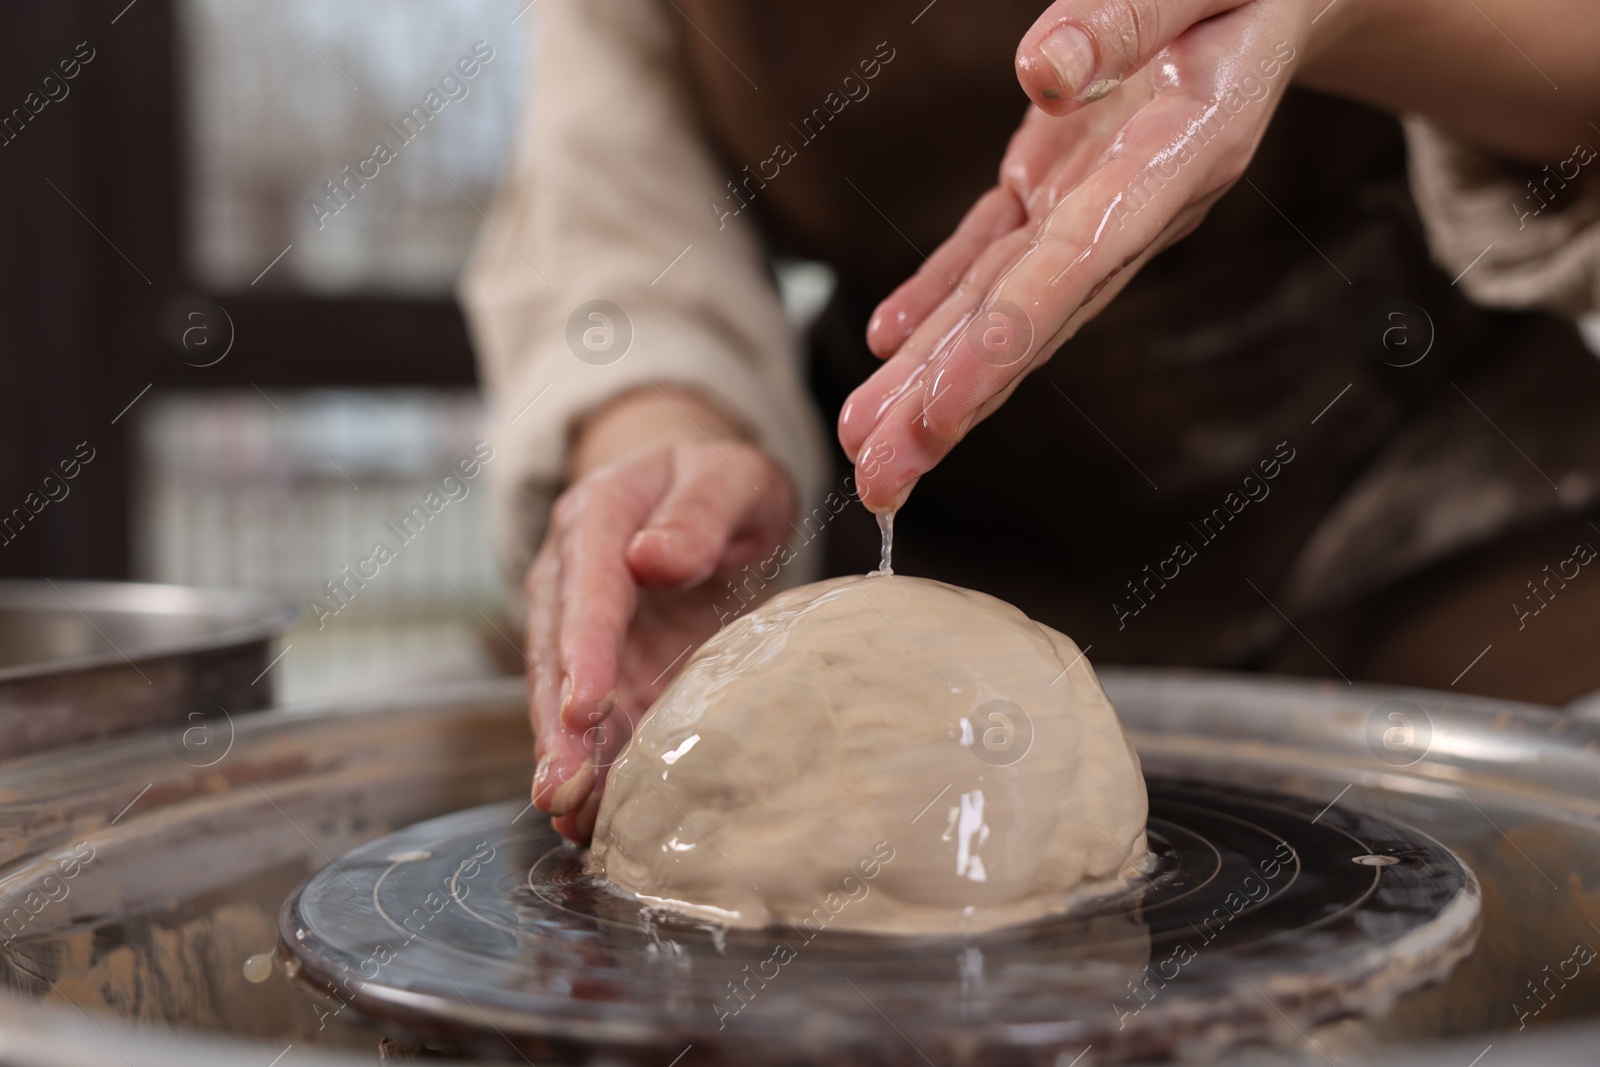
[527,551,594,816]
[855,69,1269,510]
[840,224,1033,461]
[1015,0,1246,113]
[838,343,941,472]
[865,187,1026,359]
[846,102,1148,459]
[555,457,669,739]
[1001,91,1149,210]
[552,788,604,844]
[625,443,786,589]
[918,193,1218,447]
[554,685,640,843]
[851,228,1159,515]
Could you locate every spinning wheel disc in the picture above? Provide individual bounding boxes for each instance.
[279,779,1479,1064]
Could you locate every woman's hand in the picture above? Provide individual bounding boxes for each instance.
[840,0,1316,511]
[526,389,796,842]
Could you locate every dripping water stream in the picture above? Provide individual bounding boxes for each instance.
[871,510,895,576]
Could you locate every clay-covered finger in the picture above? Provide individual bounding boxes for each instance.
[552,788,605,844]
[526,551,593,816]
[552,689,640,842]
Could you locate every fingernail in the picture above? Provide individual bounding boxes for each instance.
[870,478,917,515]
[533,751,558,796]
[1039,25,1095,99]
[1079,77,1121,102]
[548,760,596,817]
[632,524,696,562]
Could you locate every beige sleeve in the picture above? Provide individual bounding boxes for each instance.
[1403,116,1600,315]
[458,0,829,598]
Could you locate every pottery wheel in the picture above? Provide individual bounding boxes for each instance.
[278,779,1480,1064]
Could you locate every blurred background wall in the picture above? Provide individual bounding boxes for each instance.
[5,0,1596,705]
[0,0,533,701]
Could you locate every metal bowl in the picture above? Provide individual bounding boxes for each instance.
[0,670,1598,1065]
[0,579,294,757]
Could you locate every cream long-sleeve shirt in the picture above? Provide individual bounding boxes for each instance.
[460,0,1600,602]
[458,0,830,602]
[1405,117,1600,315]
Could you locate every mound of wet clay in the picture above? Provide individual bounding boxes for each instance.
[588,574,1148,934]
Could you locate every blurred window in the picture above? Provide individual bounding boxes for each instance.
[133,390,511,702]
[180,0,530,295]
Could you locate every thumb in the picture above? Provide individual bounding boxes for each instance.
[1016,0,1246,111]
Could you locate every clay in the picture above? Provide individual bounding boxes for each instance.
[589,574,1149,934]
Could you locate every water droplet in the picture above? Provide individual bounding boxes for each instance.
[1352,854,1398,867]
[243,952,274,983]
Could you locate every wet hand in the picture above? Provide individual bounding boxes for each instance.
[526,437,795,843]
[840,0,1317,511]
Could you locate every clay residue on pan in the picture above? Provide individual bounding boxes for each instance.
[590,575,1149,935]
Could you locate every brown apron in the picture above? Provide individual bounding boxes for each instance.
[673,0,1600,701]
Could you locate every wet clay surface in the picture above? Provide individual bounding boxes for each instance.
[590,575,1149,934]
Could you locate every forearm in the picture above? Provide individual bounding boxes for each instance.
[1301,0,1600,163]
